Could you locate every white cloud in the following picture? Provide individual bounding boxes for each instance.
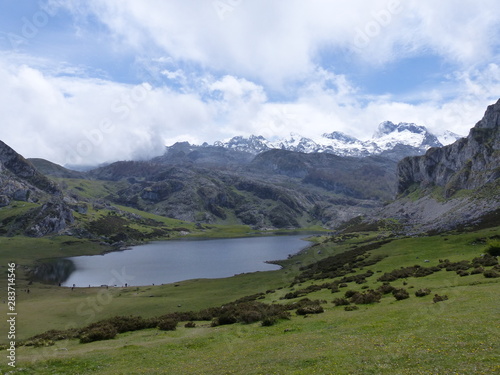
[0,54,213,166]
[49,0,500,87]
[1,50,499,166]
[1,2,500,165]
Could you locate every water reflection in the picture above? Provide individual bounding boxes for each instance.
[30,259,76,284]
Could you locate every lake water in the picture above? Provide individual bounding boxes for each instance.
[60,234,311,287]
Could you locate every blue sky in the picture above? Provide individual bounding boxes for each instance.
[0,0,500,166]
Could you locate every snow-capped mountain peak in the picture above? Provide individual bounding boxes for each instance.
[436,130,464,145]
[371,121,442,151]
[322,131,360,144]
[373,121,428,138]
[192,121,463,161]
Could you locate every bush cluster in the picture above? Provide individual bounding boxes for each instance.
[483,270,500,278]
[438,260,471,272]
[377,265,440,282]
[376,283,396,295]
[415,288,431,297]
[294,240,391,283]
[344,305,359,311]
[157,319,178,331]
[79,323,117,344]
[349,290,382,304]
[392,288,409,301]
[332,297,350,306]
[296,304,324,315]
[486,241,500,257]
[472,254,498,267]
[210,301,295,327]
[433,294,448,303]
[470,267,484,275]
[78,315,159,343]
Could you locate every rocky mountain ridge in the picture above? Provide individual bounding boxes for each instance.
[370,99,500,233]
[1,101,497,237]
[0,141,74,237]
[207,121,461,160]
[89,150,397,228]
[398,99,500,197]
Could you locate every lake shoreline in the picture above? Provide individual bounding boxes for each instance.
[57,234,317,287]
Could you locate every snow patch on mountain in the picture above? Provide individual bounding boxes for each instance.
[436,130,464,145]
[204,121,463,159]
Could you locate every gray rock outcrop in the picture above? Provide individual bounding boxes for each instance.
[398,99,500,197]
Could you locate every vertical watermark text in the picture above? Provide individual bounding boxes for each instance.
[6,262,17,368]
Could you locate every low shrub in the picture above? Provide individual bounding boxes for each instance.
[184,322,196,328]
[101,315,155,333]
[415,288,431,297]
[344,305,359,311]
[440,260,471,272]
[433,294,448,303]
[392,288,410,301]
[197,307,223,321]
[261,317,277,327]
[283,291,300,299]
[377,265,440,282]
[24,339,55,348]
[296,305,324,315]
[470,267,484,275]
[376,283,396,295]
[344,290,358,298]
[485,241,500,257]
[350,290,382,304]
[456,270,470,277]
[157,319,178,331]
[483,270,500,278]
[79,323,117,343]
[216,313,238,326]
[239,310,263,324]
[27,329,78,342]
[332,297,350,306]
[472,254,498,267]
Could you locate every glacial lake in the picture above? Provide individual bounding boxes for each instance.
[59,234,312,287]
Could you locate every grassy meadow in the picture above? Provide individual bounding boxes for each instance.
[0,225,498,374]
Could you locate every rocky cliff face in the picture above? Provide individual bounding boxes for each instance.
[0,140,74,237]
[398,99,500,197]
[0,141,60,201]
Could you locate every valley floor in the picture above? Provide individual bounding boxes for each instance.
[1,227,499,374]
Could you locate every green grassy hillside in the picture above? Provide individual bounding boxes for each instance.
[0,226,498,374]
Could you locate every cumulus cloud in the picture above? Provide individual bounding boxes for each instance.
[0,54,212,166]
[49,0,500,85]
[1,1,499,165]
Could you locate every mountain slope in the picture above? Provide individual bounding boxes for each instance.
[365,99,500,233]
[0,141,75,236]
[248,150,397,200]
[29,158,86,179]
[398,99,500,197]
[0,141,60,201]
[89,149,398,228]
